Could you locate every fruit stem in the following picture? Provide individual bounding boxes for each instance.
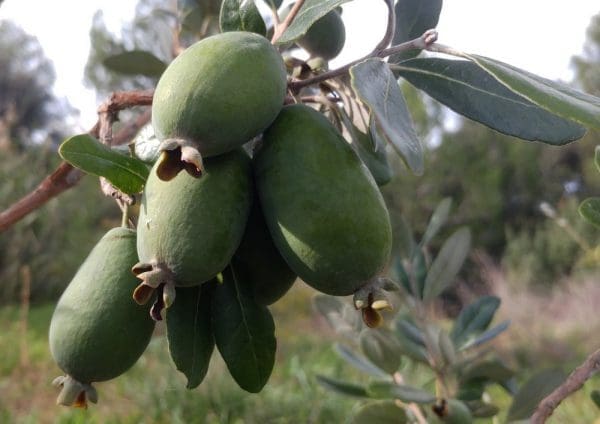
[288,29,439,93]
[271,0,306,44]
[121,203,131,229]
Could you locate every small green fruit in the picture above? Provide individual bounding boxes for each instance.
[134,149,252,318]
[49,227,155,407]
[254,104,392,296]
[152,31,287,180]
[298,9,346,60]
[232,193,296,305]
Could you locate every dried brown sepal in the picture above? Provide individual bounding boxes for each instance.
[132,261,153,276]
[156,139,204,181]
[432,398,448,418]
[362,306,383,328]
[52,375,98,408]
[150,283,166,321]
[132,283,156,305]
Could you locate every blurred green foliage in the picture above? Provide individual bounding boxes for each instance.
[0,146,119,304]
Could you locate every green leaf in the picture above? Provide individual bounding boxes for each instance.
[591,390,600,409]
[219,0,267,36]
[313,294,362,337]
[595,145,600,172]
[212,266,276,393]
[464,400,500,418]
[351,59,423,175]
[103,50,167,78]
[166,285,214,389]
[391,0,442,62]
[438,329,457,366]
[579,197,600,228]
[467,54,600,130]
[451,295,501,346]
[276,0,351,44]
[506,368,566,422]
[462,320,510,349]
[368,381,436,404]
[395,317,426,347]
[359,328,402,375]
[315,375,369,398]
[422,227,471,301]
[351,401,408,424]
[133,124,161,163]
[335,343,390,379]
[411,248,428,299]
[460,357,514,384]
[351,121,394,186]
[395,58,586,144]
[421,197,452,247]
[59,134,149,194]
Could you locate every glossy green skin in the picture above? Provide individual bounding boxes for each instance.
[137,149,252,286]
[152,31,287,157]
[298,10,346,60]
[49,228,155,383]
[232,195,296,305]
[254,105,392,296]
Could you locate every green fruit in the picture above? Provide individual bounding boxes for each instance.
[254,104,392,296]
[152,31,287,180]
[49,227,155,407]
[298,9,346,60]
[232,193,296,305]
[134,149,252,318]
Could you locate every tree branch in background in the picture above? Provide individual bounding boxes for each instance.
[0,91,153,233]
[271,0,305,44]
[531,347,600,423]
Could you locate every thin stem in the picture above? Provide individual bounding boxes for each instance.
[393,373,428,424]
[121,202,131,229]
[288,29,438,92]
[271,0,305,44]
[0,92,152,233]
[371,0,396,54]
[531,347,600,423]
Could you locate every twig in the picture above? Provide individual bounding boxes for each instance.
[371,0,396,54]
[0,92,152,233]
[288,29,438,92]
[271,0,305,44]
[393,372,428,424]
[531,347,600,423]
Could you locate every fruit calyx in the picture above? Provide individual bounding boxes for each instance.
[132,261,176,321]
[353,276,398,328]
[52,375,98,408]
[156,138,204,181]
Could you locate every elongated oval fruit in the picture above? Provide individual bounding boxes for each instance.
[152,31,287,180]
[49,227,155,407]
[254,104,392,296]
[232,193,296,305]
[298,9,346,60]
[134,149,252,318]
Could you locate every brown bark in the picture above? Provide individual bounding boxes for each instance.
[0,91,153,233]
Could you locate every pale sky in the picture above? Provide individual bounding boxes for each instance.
[1,0,598,131]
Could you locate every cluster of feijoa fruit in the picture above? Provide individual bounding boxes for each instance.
[49,24,393,407]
